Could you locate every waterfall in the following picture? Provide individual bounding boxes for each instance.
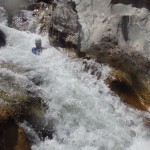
[0,15,150,150]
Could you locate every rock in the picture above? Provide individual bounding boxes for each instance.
[2,0,33,27]
[40,0,150,58]
[0,61,54,143]
[34,0,53,4]
[24,2,52,33]
[106,70,150,111]
[0,29,6,47]
[17,0,150,59]
[11,10,35,31]
[74,0,150,59]
[25,1,79,49]
[25,107,54,140]
[0,7,6,22]
[49,3,79,48]
[0,110,31,150]
[111,0,150,10]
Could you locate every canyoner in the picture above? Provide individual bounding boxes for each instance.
[32,38,46,55]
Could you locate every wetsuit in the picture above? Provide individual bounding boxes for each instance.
[32,47,42,55]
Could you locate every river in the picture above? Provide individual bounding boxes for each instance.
[0,14,150,150]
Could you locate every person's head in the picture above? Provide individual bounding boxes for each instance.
[35,38,42,49]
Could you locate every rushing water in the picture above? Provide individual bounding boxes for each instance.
[1,18,150,150]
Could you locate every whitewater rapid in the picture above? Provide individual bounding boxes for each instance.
[0,23,150,150]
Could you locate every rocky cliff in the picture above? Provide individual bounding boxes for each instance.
[74,0,150,58]
[26,0,149,61]
[26,0,150,111]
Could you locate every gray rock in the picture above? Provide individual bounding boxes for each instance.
[10,0,150,59]
[49,1,79,49]
[75,0,150,59]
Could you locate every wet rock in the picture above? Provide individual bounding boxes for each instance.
[48,1,81,55]
[23,2,52,33]
[25,3,43,10]
[0,61,54,145]
[27,1,80,51]
[0,29,6,47]
[0,110,31,150]
[30,75,44,86]
[17,0,150,59]
[0,7,6,22]
[2,0,34,28]
[12,10,33,31]
[82,57,150,112]
[3,0,22,27]
[82,59,102,80]
[14,0,150,112]
[87,47,150,77]
[25,107,54,140]
[106,70,150,111]
[74,0,150,59]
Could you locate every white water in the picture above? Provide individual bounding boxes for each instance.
[0,23,150,150]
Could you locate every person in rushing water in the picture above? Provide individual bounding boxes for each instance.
[32,38,46,55]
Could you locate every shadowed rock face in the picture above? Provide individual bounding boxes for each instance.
[35,0,53,4]
[0,29,6,47]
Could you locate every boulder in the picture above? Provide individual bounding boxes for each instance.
[74,0,150,59]
[0,110,31,150]
[49,3,79,49]
[106,70,150,111]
